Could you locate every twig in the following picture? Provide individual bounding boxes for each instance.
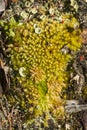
[65,104,87,113]
[0,96,15,130]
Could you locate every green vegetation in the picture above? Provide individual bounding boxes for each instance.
[1,14,82,125]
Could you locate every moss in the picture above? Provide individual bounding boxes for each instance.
[2,14,82,124]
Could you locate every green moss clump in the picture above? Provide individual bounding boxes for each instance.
[4,15,81,123]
